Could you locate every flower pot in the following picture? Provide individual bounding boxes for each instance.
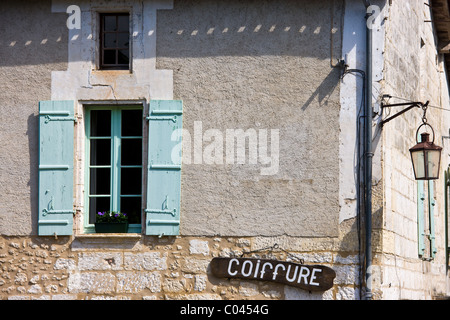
[95,222,129,233]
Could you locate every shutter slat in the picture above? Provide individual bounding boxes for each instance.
[38,100,75,236]
[145,100,183,236]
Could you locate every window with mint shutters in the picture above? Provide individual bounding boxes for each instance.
[145,100,183,236]
[38,100,75,236]
[417,180,437,260]
[38,100,183,236]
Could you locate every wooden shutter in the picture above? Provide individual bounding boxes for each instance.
[38,101,75,236]
[417,181,426,257]
[445,167,450,269]
[428,180,436,258]
[145,100,183,236]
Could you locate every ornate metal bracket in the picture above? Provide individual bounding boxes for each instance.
[380,100,429,127]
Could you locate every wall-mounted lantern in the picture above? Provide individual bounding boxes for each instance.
[381,99,442,181]
[409,129,442,180]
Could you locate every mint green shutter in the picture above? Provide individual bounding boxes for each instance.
[445,167,450,269]
[428,181,437,258]
[417,181,426,257]
[38,101,75,236]
[145,100,183,236]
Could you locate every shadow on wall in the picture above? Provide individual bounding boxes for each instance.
[1,0,342,65]
[0,0,68,67]
[27,114,39,235]
[156,0,343,60]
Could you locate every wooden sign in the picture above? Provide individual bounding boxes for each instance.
[210,257,336,292]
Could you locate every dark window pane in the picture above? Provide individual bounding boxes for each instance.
[122,109,142,136]
[103,50,116,65]
[121,168,142,195]
[90,110,111,137]
[121,139,142,165]
[89,197,110,224]
[117,33,129,48]
[120,197,141,224]
[117,49,129,65]
[90,139,111,165]
[103,15,116,31]
[104,33,116,48]
[90,168,111,195]
[117,15,129,32]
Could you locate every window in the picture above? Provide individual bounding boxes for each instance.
[38,100,183,237]
[86,106,143,233]
[100,13,130,70]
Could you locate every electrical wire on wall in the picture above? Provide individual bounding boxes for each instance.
[382,94,450,113]
[342,67,366,297]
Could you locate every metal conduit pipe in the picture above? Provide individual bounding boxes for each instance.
[362,0,374,300]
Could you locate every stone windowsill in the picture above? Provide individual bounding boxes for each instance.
[76,233,142,239]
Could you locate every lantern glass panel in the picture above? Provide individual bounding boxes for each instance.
[411,150,425,179]
[426,149,441,179]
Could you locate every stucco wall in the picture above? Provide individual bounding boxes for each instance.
[0,0,68,235]
[156,0,343,237]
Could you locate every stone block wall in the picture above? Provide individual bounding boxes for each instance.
[377,0,450,299]
[0,233,362,300]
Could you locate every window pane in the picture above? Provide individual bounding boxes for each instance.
[90,110,111,137]
[90,168,111,195]
[122,109,142,136]
[104,33,116,48]
[121,139,142,165]
[117,15,129,32]
[103,15,116,32]
[121,168,142,195]
[117,49,129,65]
[117,33,129,48]
[120,197,141,224]
[90,197,111,224]
[103,50,116,65]
[90,139,111,165]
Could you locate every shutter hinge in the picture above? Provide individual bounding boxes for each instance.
[145,209,177,217]
[42,209,75,216]
[146,115,178,123]
[44,115,77,123]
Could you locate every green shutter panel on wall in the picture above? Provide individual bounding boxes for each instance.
[417,181,426,257]
[145,100,183,236]
[428,180,437,258]
[38,101,75,236]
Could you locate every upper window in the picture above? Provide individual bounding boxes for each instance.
[100,13,130,70]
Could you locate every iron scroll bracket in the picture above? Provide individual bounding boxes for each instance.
[379,100,429,127]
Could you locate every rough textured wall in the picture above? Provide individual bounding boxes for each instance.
[0,233,362,300]
[0,0,68,235]
[379,0,450,299]
[156,0,343,237]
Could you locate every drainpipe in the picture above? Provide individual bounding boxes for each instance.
[362,0,373,300]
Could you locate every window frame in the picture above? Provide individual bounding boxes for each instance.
[99,12,131,70]
[84,105,144,234]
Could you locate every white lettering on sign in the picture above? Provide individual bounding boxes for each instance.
[226,258,323,286]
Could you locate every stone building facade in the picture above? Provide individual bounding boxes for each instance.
[0,0,449,300]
